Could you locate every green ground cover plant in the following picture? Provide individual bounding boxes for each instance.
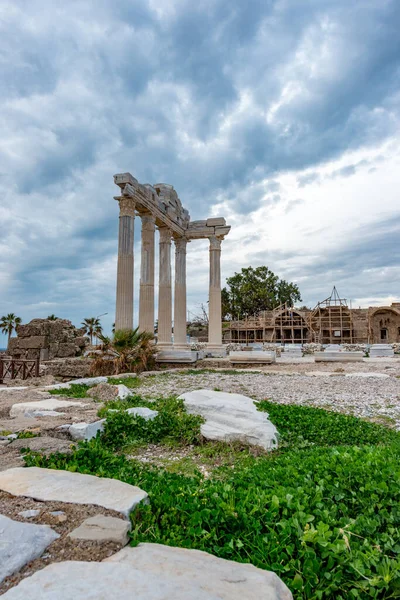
[49,383,91,398]
[24,394,400,599]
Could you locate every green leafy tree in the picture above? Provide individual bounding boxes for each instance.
[47,314,59,320]
[0,313,22,345]
[81,317,102,345]
[222,266,301,319]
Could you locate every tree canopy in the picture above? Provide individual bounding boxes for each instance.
[0,313,22,342]
[222,266,301,320]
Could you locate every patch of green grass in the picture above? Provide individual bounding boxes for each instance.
[99,396,203,450]
[257,400,400,449]
[17,431,39,439]
[0,430,12,436]
[49,383,90,398]
[23,399,400,599]
[108,376,142,388]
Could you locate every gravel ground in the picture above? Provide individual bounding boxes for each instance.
[0,491,127,595]
[138,371,400,428]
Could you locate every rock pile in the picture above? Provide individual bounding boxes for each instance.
[8,319,88,361]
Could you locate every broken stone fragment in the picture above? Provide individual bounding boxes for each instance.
[0,514,59,584]
[68,514,130,545]
[87,382,118,402]
[69,420,105,441]
[0,467,149,518]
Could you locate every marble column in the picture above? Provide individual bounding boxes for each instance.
[157,227,172,347]
[139,213,156,334]
[208,235,224,352]
[173,237,188,348]
[115,197,135,331]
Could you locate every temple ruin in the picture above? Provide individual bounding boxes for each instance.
[113,173,231,356]
[225,287,400,345]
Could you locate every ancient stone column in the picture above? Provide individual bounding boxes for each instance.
[115,197,136,331]
[139,213,156,334]
[157,227,173,347]
[208,235,224,352]
[174,237,188,348]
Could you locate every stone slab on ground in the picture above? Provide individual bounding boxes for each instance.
[345,372,391,378]
[69,420,105,441]
[0,513,59,584]
[156,350,198,363]
[10,398,88,418]
[1,543,293,599]
[46,376,108,390]
[0,467,148,518]
[229,351,276,364]
[314,351,364,362]
[116,384,133,400]
[68,514,130,545]
[108,407,159,420]
[179,389,279,450]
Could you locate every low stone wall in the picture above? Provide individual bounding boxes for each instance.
[42,358,93,379]
[8,319,88,361]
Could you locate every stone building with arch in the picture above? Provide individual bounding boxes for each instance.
[224,288,400,345]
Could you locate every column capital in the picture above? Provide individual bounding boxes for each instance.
[209,235,223,250]
[159,226,172,243]
[118,197,136,217]
[174,237,187,253]
[140,212,156,229]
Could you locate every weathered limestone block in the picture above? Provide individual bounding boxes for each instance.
[229,351,276,364]
[0,543,293,599]
[0,514,59,584]
[10,398,88,418]
[57,343,79,358]
[74,336,89,348]
[45,358,92,378]
[7,338,20,352]
[179,389,279,450]
[18,336,48,350]
[315,351,364,362]
[68,514,130,545]
[0,467,149,518]
[87,383,118,401]
[69,420,105,441]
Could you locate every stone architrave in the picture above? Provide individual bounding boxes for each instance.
[174,237,188,348]
[139,213,156,334]
[207,235,224,353]
[115,197,135,331]
[158,227,173,347]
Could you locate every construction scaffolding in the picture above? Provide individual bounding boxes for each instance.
[310,287,354,344]
[223,288,400,345]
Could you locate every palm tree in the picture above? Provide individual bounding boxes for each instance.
[47,314,59,320]
[92,328,156,375]
[81,317,101,345]
[0,314,22,345]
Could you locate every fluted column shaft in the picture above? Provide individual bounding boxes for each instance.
[139,213,156,333]
[158,227,172,347]
[115,198,135,331]
[208,235,223,348]
[174,237,188,347]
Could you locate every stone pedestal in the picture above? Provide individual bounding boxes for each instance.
[157,227,172,348]
[207,235,224,355]
[115,198,135,331]
[139,214,155,334]
[173,238,188,348]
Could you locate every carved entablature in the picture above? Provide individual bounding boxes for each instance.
[114,172,230,241]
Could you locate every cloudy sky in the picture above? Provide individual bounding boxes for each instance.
[1,0,400,344]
